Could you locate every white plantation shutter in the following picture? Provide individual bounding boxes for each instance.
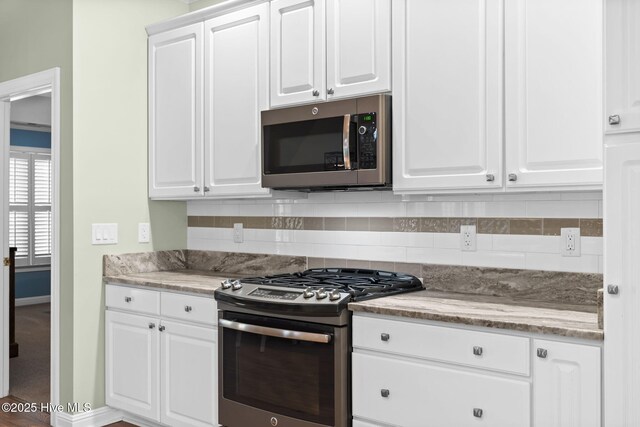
[9,149,52,266]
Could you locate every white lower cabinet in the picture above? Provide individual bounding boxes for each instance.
[106,285,218,427]
[352,314,601,427]
[532,339,601,427]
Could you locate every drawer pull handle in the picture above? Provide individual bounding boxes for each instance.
[380,333,390,342]
[537,348,548,358]
[124,296,132,303]
[380,389,390,398]
[473,408,483,418]
[185,305,193,312]
[159,326,166,332]
[473,346,483,356]
[148,323,155,329]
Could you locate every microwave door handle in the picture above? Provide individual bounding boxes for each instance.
[219,318,332,344]
[343,114,351,170]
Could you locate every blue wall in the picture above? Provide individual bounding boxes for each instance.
[15,270,50,298]
[11,128,51,299]
[10,128,51,149]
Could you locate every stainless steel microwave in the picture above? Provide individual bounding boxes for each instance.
[261,94,391,190]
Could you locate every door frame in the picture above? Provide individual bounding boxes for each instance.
[0,68,61,412]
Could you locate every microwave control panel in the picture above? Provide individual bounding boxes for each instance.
[357,113,377,170]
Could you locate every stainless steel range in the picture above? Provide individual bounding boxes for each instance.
[214,268,424,427]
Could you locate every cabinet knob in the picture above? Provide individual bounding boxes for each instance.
[148,323,155,329]
[159,325,166,332]
[380,389,390,398]
[203,186,210,193]
[194,186,200,192]
[380,333,390,342]
[609,114,621,125]
[327,88,334,95]
[473,408,483,418]
[486,174,495,182]
[312,90,320,97]
[185,305,193,312]
[608,284,619,295]
[537,348,548,358]
[124,296,132,303]
[508,173,518,182]
[473,346,483,356]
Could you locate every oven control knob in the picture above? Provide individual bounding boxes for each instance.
[316,288,328,300]
[221,279,232,290]
[329,290,341,301]
[358,125,367,135]
[303,288,315,299]
[231,280,242,291]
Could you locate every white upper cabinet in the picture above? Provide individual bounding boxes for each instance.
[204,4,270,198]
[271,0,391,108]
[149,23,203,199]
[271,0,326,107]
[326,0,391,100]
[392,0,504,192]
[606,0,640,134]
[505,0,603,189]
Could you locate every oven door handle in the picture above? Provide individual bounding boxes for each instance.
[342,114,352,170]
[219,319,332,344]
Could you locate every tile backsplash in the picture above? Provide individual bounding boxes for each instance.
[187,191,603,274]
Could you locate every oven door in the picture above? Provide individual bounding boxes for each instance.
[218,311,349,427]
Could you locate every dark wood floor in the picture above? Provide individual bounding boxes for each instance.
[0,396,137,426]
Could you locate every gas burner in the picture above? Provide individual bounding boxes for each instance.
[239,268,424,302]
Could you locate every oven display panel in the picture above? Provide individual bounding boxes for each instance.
[249,288,302,300]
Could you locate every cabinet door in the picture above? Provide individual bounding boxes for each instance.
[160,320,217,427]
[505,0,603,189]
[270,0,326,107]
[604,141,640,427]
[204,4,271,198]
[533,339,601,427]
[105,310,160,421]
[326,0,391,100]
[353,352,530,427]
[149,23,203,198]
[606,0,640,134]
[392,0,503,192]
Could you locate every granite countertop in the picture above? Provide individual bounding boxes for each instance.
[102,250,603,341]
[103,270,243,295]
[349,290,602,341]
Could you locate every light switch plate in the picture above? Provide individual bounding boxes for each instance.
[92,223,118,245]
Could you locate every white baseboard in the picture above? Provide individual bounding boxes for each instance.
[54,406,122,427]
[15,295,51,306]
[54,406,165,427]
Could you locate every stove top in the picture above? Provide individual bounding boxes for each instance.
[239,268,423,301]
[214,268,424,317]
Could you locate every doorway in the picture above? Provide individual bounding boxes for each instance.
[0,69,60,420]
[8,92,53,405]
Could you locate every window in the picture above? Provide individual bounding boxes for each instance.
[9,149,52,267]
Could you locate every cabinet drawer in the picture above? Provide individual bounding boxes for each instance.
[160,292,216,326]
[106,285,160,315]
[353,315,530,376]
[352,352,530,427]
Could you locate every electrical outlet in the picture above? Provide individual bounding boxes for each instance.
[138,223,150,243]
[233,223,243,243]
[460,225,477,251]
[561,227,581,257]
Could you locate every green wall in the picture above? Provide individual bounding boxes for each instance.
[72,0,188,407]
[189,0,226,11]
[0,0,75,405]
[1,0,189,410]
